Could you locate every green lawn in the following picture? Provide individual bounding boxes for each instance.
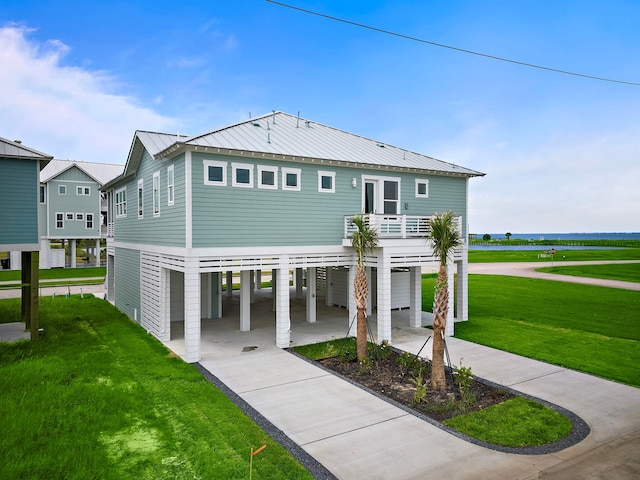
[0,267,106,282]
[469,248,640,263]
[454,275,640,387]
[537,263,640,283]
[0,296,313,480]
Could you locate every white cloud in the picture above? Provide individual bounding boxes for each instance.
[0,25,176,164]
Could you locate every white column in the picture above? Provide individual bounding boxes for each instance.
[9,251,21,270]
[377,253,392,344]
[457,244,469,322]
[256,270,262,290]
[348,265,357,337]
[39,239,51,269]
[325,267,333,306]
[295,268,303,298]
[275,257,291,348]
[226,270,233,297]
[95,239,101,267]
[70,239,77,268]
[200,273,211,319]
[445,256,455,337]
[306,267,317,323]
[183,263,201,362]
[159,267,171,341]
[250,270,255,303]
[409,266,422,328]
[240,270,251,331]
[272,269,277,312]
[217,273,223,318]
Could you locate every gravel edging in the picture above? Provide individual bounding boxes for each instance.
[194,362,337,480]
[287,349,591,456]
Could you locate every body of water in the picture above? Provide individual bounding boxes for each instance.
[484,232,640,241]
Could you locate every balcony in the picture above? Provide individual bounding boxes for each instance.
[343,214,462,240]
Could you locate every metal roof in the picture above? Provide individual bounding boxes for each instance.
[137,130,189,156]
[168,111,484,177]
[0,136,53,164]
[41,159,123,185]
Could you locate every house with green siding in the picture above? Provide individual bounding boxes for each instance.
[102,112,484,362]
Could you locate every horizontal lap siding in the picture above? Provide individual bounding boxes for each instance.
[0,158,39,245]
[114,247,140,321]
[114,152,186,247]
[47,168,100,238]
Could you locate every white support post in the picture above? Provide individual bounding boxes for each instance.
[409,266,422,327]
[377,253,392,344]
[240,270,251,332]
[159,267,171,341]
[39,239,51,269]
[250,270,255,303]
[295,268,303,298]
[70,239,77,268]
[256,270,262,290]
[445,256,455,337]
[272,269,277,312]
[275,257,291,348]
[226,270,233,297]
[457,245,469,322]
[183,264,201,362]
[348,265,357,337]
[306,267,316,323]
[325,267,333,306]
[95,239,101,267]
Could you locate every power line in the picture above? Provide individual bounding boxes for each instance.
[266,0,640,87]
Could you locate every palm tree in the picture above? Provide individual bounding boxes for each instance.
[350,214,378,361]
[428,211,462,391]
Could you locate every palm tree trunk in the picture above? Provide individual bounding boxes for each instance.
[354,265,368,360]
[431,264,449,391]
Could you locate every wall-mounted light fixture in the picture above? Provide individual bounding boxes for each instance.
[352,178,357,188]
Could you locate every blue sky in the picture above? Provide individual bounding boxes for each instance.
[1,0,639,234]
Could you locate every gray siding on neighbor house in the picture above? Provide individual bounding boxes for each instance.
[46,167,101,238]
[113,151,186,247]
[190,152,469,248]
[114,247,140,321]
[0,158,39,246]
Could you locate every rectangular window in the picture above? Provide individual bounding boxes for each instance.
[137,179,144,218]
[258,165,278,189]
[318,171,335,193]
[76,186,90,195]
[39,185,46,203]
[282,167,301,191]
[232,163,253,188]
[66,212,74,221]
[76,213,84,221]
[58,185,66,195]
[153,171,160,216]
[115,187,127,218]
[415,179,429,198]
[56,213,64,229]
[204,160,227,186]
[383,180,399,214]
[167,165,174,205]
[86,213,94,229]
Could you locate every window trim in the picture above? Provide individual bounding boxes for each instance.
[167,164,174,206]
[318,170,336,193]
[415,179,429,198]
[232,162,254,188]
[76,185,90,196]
[282,167,301,191]
[137,179,144,219]
[86,213,94,230]
[39,185,46,204]
[58,185,66,195]
[203,160,227,186]
[115,187,127,218]
[152,171,160,217]
[257,165,278,189]
[76,213,84,221]
[55,212,64,229]
[66,212,74,221]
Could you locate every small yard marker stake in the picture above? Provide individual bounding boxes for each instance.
[249,444,266,480]
[80,287,83,298]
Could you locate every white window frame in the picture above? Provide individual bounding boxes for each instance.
[39,185,46,204]
[115,187,127,218]
[66,212,74,221]
[415,179,429,198]
[282,167,301,191]
[167,164,174,206]
[76,186,90,196]
[76,213,84,221]
[55,212,64,229]
[203,160,227,186]
[232,162,254,188]
[383,179,400,215]
[86,213,94,229]
[257,165,278,189]
[58,185,66,195]
[153,171,160,217]
[137,179,144,219]
[318,170,336,193]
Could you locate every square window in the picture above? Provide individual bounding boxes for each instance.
[232,163,253,188]
[318,171,335,193]
[59,185,66,195]
[204,160,227,186]
[282,168,301,191]
[258,165,278,189]
[415,179,429,198]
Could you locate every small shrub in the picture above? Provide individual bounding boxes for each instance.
[338,345,356,363]
[453,359,473,397]
[370,340,392,362]
[358,356,373,375]
[397,352,414,376]
[411,370,428,406]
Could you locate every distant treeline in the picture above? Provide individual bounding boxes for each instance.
[468,238,640,248]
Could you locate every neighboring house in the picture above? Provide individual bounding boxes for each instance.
[0,136,53,336]
[31,160,123,269]
[102,112,484,362]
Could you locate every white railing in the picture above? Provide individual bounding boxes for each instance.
[106,222,115,238]
[344,214,461,240]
